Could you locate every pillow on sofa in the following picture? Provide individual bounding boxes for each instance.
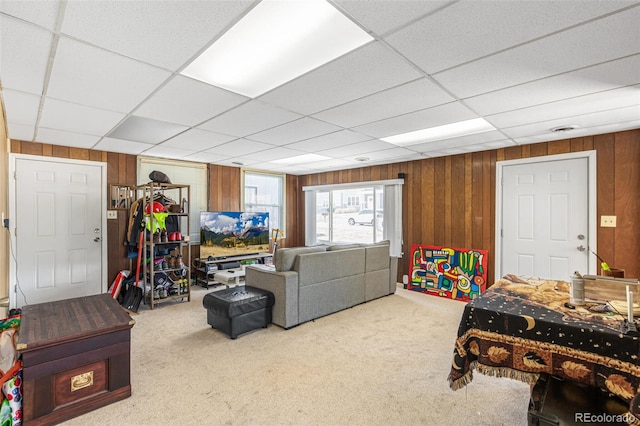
[275,246,326,272]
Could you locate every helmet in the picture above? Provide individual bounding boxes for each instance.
[145,201,165,214]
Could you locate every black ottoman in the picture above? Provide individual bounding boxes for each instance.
[202,286,274,339]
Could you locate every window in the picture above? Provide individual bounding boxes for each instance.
[242,170,285,235]
[138,157,207,243]
[303,179,403,256]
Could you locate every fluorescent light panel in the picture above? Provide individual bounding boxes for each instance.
[273,153,330,164]
[181,0,373,98]
[382,118,496,146]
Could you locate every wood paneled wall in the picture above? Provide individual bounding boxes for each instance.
[298,130,640,285]
[9,129,640,289]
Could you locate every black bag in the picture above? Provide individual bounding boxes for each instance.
[149,170,171,184]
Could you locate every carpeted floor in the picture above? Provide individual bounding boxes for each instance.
[62,284,530,425]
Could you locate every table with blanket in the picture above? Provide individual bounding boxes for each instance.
[447,275,640,423]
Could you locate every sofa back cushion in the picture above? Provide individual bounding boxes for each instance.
[275,246,326,272]
[365,240,390,272]
[326,243,364,251]
[294,247,365,286]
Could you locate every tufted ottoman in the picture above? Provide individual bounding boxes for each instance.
[202,286,274,339]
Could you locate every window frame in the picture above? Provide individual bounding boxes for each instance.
[241,169,286,238]
[303,179,404,256]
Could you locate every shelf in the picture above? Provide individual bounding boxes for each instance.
[121,181,192,310]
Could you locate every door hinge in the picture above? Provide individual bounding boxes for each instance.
[13,171,16,179]
[501,229,503,237]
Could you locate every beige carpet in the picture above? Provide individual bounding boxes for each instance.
[62,285,530,426]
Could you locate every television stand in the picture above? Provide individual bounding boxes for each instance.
[195,252,273,288]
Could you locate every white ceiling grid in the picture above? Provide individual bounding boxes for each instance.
[0,0,638,175]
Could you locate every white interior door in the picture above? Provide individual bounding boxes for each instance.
[11,156,106,307]
[497,153,595,281]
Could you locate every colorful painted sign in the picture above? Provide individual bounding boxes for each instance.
[408,244,488,301]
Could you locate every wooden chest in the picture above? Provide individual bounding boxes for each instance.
[17,294,135,425]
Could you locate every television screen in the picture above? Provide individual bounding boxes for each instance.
[200,211,270,258]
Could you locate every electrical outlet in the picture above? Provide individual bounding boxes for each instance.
[601,215,616,227]
[107,210,118,220]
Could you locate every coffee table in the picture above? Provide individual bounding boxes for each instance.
[214,268,245,286]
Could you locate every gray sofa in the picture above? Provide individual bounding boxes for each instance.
[245,240,398,329]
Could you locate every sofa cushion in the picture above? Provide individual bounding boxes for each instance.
[295,248,365,286]
[365,240,390,272]
[326,243,364,251]
[275,246,326,272]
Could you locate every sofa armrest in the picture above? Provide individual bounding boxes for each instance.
[245,265,299,329]
[389,256,398,294]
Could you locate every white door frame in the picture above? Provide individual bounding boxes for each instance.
[495,150,597,280]
[8,154,108,308]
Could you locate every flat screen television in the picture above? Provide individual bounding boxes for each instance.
[200,211,270,258]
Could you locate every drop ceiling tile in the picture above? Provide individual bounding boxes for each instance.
[6,123,34,141]
[198,100,302,137]
[363,147,418,162]
[47,37,171,113]
[465,55,640,116]
[432,7,640,98]
[354,101,478,139]
[0,0,60,31]
[319,139,394,158]
[486,85,640,129]
[385,1,634,75]
[36,128,100,148]
[108,116,188,144]
[40,97,126,136]
[259,42,422,115]
[313,78,455,128]
[94,137,155,155]
[134,75,248,126]
[0,16,53,95]
[242,146,307,162]
[459,139,517,153]
[207,139,276,157]
[162,128,235,151]
[214,157,262,168]
[502,105,640,139]
[182,151,230,164]
[334,0,452,37]
[249,117,342,145]
[287,130,372,152]
[61,1,254,70]
[140,144,197,160]
[514,120,640,145]
[304,158,358,171]
[2,89,41,126]
[408,130,508,153]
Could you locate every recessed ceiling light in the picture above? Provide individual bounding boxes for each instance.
[181,0,373,98]
[355,157,369,162]
[550,125,579,133]
[381,118,496,146]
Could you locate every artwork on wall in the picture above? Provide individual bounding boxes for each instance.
[408,244,488,302]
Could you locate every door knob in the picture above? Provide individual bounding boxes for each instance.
[94,237,102,242]
[577,245,585,251]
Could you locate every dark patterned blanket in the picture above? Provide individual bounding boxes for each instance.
[448,275,640,424]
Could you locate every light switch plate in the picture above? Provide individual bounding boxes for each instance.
[601,215,616,227]
[107,210,118,220]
